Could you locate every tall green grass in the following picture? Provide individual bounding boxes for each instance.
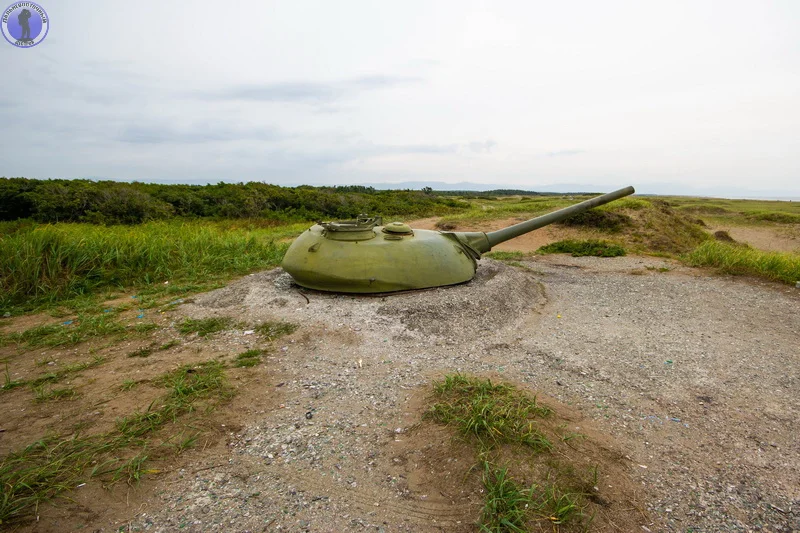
[0,221,301,310]
[684,241,800,285]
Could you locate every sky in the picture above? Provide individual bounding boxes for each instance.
[1,0,799,196]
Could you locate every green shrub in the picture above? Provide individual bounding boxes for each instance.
[556,209,631,232]
[537,239,626,257]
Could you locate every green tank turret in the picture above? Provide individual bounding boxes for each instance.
[281,186,635,293]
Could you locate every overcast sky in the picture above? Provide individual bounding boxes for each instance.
[1,1,799,195]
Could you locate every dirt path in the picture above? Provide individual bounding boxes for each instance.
[6,258,800,532]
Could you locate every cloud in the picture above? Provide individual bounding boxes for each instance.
[193,75,423,103]
[469,140,497,153]
[546,150,586,157]
[117,122,285,144]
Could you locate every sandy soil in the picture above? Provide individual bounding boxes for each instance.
[2,255,799,532]
[706,225,800,253]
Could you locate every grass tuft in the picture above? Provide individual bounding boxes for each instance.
[427,375,596,532]
[2,364,25,393]
[234,349,263,368]
[127,347,153,358]
[178,317,232,337]
[159,339,180,351]
[254,321,298,341]
[33,385,79,403]
[427,374,551,450]
[480,463,532,532]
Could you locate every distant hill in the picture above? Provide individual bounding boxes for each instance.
[355,180,798,200]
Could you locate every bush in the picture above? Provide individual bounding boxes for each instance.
[537,239,626,257]
[556,209,631,232]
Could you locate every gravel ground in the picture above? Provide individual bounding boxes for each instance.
[128,256,799,532]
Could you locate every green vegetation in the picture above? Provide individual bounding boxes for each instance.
[159,339,181,351]
[177,317,233,337]
[665,196,800,226]
[484,251,526,261]
[0,314,134,348]
[684,241,800,284]
[0,360,230,525]
[128,339,181,358]
[480,464,531,532]
[127,346,154,358]
[0,357,106,395]
[234,349,263,368]
[428,374,552,450]
[2,365,25,392]
[427,375,595,531]
[435,196,576,226]
[32,385,79,403]
[0,177,468,225]
[0,221,296,312]
[556,209,631,232]
[254,321,298,340]
[537,239,626,257]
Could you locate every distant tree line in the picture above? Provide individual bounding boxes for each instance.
[0,178,469,225]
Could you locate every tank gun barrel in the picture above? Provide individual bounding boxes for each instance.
[486,186,635,248]
[452,186,635,255]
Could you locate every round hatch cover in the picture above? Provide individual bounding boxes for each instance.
[384,222,413,234]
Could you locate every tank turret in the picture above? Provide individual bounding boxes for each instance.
[281,186,635,293]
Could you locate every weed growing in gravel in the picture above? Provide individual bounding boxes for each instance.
[178,317,232,337]
[159,339,180,350]
[254,321,298,341]
[0,360,232,525]
[129,340,181,358]
[133,323,159,334]
[234,349,263,368]
[427,374,595,532]
[428,374,552,450]
[2,364,25,392]
[127,346,153,358]
[172,432,200,454]
[32,385,79,402]
[537,239,626,257]
[480,463,531,532]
